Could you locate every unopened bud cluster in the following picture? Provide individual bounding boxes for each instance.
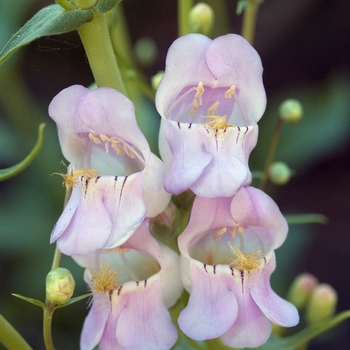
[287,273,337,325]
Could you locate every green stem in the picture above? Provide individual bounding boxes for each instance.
[43,304,56,350]
[50,185,71,270]
[0,314,33,350]
[241,0,260,45]
[78,11,126,93]
[260,117,283,192]
[178,0,194,36]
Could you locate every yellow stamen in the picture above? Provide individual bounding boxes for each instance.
[201,115,235,130]
[195,81,204,98]
[89,132,138,159]
[53,167,99,190]
[124,144,136,159]
[207,101,220,116]
[225,85,236,98]
[190,98,199,116]
[213,227,227,240]
[227,243,263,272]
[90,262,120,294]
[229,226,245,238]
[111,142,125,155]
[88,133,101,144]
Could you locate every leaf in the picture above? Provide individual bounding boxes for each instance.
[285,213,328,225]
[0,123,46,181]
[0,4,94,65]
[12,294,45,309]
[55,293,92,308]
[256,310,350,350]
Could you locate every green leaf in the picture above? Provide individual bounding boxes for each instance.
[257,310,350,350]
[285,213,328,225]
[0,4,94,65]
[55,293,92,309]
[12,294,45,309]
[0,123,46,181]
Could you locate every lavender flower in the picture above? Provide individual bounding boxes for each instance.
[156,34,266,197]
[49,85,170,255]
[178,191,298,347]
[74,219,183,350]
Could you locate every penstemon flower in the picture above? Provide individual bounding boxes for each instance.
[178,191,299,347]
[156,33,266,197]
[73,219,183,350]
[49,85,171,255]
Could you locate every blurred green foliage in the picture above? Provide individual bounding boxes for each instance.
[0,0,350,349]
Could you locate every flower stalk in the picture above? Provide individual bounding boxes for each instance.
[178,0,194,36]
[260,117,283,192]
[241,0,261,45]
[43,304,56,350]
[78,11,126,94]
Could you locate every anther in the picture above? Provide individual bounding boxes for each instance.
[190,98,199,116]
[124,144,136,159]
[111,142,125,155]
[207,101,220,115]
[225,85,236,98]
[213,227,227,240]
[89,133,101,144]
[195,81,204,98]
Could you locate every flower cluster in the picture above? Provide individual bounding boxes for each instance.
[49,33,298,349]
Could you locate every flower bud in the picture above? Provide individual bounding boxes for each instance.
[46,267,75,305]
[269,161,292,185]
[279,99,303,124]
[287,273,318,310]
[189,3,214,35]
[151,71,164,90]
[305,283,337,325]
[134,37,158,67]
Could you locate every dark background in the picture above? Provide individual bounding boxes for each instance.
[1,0,350,349]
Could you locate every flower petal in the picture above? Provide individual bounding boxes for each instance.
[49,85,150,167]
[220,276,272,348]
[230,186,288,252]
[115,279,178,350]
[80,293,110,350]
[155,34,213,118]
[55,183,112,255]
[205,34,266,125]
[250,252,299,327]
[142,153,171,218]
[178,259,238,340]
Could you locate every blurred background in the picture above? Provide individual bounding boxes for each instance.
[1,0,350,349]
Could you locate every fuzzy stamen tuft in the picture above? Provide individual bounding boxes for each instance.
[90,262,120,294]
[227,243,263,272]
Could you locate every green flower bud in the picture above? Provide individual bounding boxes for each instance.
[305,283,338,325]
[269,161,292,185]
[279,99,303,124]
[46,267,75,305]
[189,3,214,35]
[286,273,318,310]
[151,71,164,91]
[134,37,158,67]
